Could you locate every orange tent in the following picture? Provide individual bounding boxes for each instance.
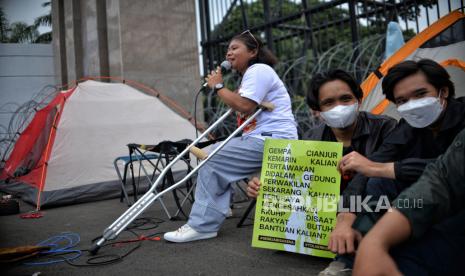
[361,10,465,116]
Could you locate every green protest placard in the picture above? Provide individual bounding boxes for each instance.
[252,139,342,258]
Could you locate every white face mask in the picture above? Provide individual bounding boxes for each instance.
[320,102,359,129]
[397,94,444,128]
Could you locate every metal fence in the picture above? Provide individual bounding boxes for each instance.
[197,0,464,136]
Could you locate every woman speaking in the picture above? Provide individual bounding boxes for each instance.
[164,30,297,243]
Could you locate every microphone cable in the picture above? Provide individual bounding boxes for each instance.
[193,85,205,140]
[193,61,232,140]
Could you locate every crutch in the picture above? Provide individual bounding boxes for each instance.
[90,102,275,255]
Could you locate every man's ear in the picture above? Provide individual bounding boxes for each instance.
[312,110,321,118]
[440,87,449,99]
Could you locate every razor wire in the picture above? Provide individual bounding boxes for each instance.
[0,85,59,167]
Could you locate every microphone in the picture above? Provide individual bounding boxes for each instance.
[219,60,232,74]
[203,60,232,87]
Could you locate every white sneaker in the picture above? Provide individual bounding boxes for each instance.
[318,261,352,276]
[163,224,217,243]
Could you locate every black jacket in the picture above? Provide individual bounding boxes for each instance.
[342,98,465,209]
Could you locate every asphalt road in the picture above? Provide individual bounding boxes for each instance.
[1,193,329,276]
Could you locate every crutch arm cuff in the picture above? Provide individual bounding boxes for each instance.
[260,102,275,111]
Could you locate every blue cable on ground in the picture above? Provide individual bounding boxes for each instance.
[21,218,163,267]
[23,232,82,266]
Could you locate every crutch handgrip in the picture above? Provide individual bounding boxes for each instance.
[260,102,275,111]
[189,146,208,160]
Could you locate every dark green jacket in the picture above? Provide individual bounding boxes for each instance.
[393,128,465,239]
[354,129,465,237]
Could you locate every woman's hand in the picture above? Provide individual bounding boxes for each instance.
[205,65,257,114]
[247,177,261,198]
[205,66,223,89]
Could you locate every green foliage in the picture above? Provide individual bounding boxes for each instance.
[35,32,52,43]
[8,22,39,43]
[0,1,51,44]
[34,14,52,28]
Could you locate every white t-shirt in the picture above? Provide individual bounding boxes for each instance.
[238,63,297,140]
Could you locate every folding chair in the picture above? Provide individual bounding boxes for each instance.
[114,153,160,205]
[235,174,260,227]
[114,140,196,220]
[237,199,256,228]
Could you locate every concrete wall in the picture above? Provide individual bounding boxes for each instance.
[52,0,200,114]
[0,43,55,134]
